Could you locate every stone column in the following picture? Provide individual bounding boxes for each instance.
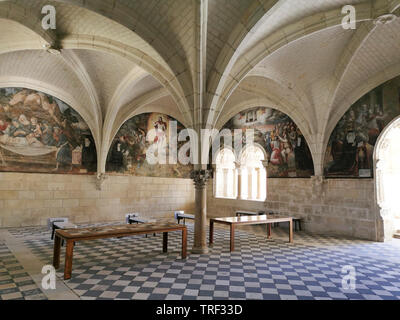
[190,169,211,254]
[236,162,242,199]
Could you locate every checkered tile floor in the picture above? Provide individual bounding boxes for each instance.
[4,223,400,300]
[0,241,47,300]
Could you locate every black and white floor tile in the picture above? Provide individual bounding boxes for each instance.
[3,223,400,300]
[0,241,47,300]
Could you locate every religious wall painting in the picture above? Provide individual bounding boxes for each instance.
[106,113,192,178]
[223,107,314,178]
[0,88,97,174]
[324,76,400,178]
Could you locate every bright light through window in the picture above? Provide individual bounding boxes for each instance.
[240,145,266,201]
[215,148,237,199]
[215,145,267,201]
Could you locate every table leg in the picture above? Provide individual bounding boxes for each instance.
[163,232,168,253]
[53,234,61,269]
[267,223,272,239]
[289,219,293,243]
[64,240,75,280]
[181,228,187,259]
[209,221,214,246]
[230,224,235,252]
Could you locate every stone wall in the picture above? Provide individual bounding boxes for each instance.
[207,178,380,241]
[0,172,382,241]
[0,172,195,228]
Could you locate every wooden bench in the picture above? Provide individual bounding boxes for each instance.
[235,210,265,217]
[50,220,78,247]
[53,223,187,280]
[174,211,195,225]
[126,214,156,237]
[268,212,302,231]
[50,220,77,240]
[128,217,150,224]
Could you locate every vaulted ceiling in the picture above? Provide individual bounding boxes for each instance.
[0,0,399,174]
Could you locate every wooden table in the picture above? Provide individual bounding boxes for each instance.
[53,223,187,280]
[209,215,293,252]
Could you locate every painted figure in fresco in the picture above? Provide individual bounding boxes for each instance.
[82,136,97,172]
[153,116,167,146]
[328,129,358,175]
[15,115,31,137]
[131,128,146,166]
[30,117,42,139]
[264,132,273,158]
[277,131,292,164]
[40,122,56,146]
[288,125,297,149]
[0,119,9,133]
[53,127,72,171]
[107,136,127,173]
[366,105,385,146]
[270,133,283,166]
[294,128,308,171]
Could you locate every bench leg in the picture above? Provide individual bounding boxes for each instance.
[289,220,293,244]
[51,226,55,240]
[64,240,75,280]
[163,232,168,253]
[53,234,62,269]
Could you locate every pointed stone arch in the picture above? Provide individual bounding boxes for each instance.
[374,115,400,241]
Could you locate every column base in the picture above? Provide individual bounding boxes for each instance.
[191,245,209,254]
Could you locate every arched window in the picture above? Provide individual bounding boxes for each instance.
[239,145,267,201]
[215,148,237,199]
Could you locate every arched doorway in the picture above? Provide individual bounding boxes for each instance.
[375,116,400,241]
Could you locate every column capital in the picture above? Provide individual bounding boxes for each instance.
[235,161,241,169]
[95,173,107,190]
[190,169,212,189]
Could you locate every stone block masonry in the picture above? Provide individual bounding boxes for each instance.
[207,178,379,241]
[0,173,195,228]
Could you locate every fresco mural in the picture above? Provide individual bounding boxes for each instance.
[106,113,192,178]
[0,88,97,174]
[223,107,314,178]
[324,76,400,178]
